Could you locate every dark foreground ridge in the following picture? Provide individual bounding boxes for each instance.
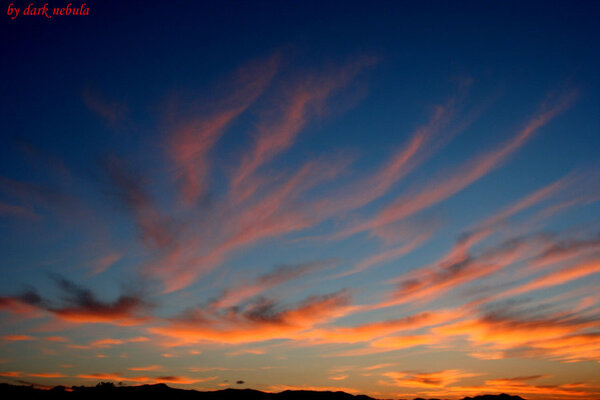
[0,383,526,400]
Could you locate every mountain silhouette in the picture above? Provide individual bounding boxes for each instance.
[0,382,527,400]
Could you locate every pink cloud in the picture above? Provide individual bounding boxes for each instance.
[231,56,378,202]
[340,90,577,238]
[168,54,280,204]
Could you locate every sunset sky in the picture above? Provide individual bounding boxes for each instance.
[1,1,600,398]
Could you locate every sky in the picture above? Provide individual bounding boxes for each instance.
[1,0,600,398]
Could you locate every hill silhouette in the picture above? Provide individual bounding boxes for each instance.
[0,382,526,400]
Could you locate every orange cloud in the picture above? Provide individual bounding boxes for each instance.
[531,235,600,268]
[127,336,150,342]
[52,304,149,326]
[28,372,65,378]
[485,375,549,385]
[519,333,600,363]
[436,317,569,347]
[0,371,23,377]
[231,56,378,202]
[0,296,41,316]
[151,290,353,345]
[127,365,161,371]
[42,277,152,326]
[77,372,151,383]
[329,375,348,381]
[89,338,125,348]
[88,336,150,348]
[363,363,397,371]
[44,336,68,342]
[304,309,459,344]
[499,259,600,299]
[471,175,572,234]
[1,334,35,341]
[383,369,478,388]
[0,279,149,327]
[433,308,600,362]
[379,235,544,308]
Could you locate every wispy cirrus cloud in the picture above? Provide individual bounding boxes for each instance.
[0,371,23,377]
[1,334,36,341]
[530,233,600,268]
[213,259,339,308]
[168,54,280,204]
[339,90,577,239]
[44,336,68,342]
[0,371,66,379]
[149,155,351,293]
[312,94,461,220]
